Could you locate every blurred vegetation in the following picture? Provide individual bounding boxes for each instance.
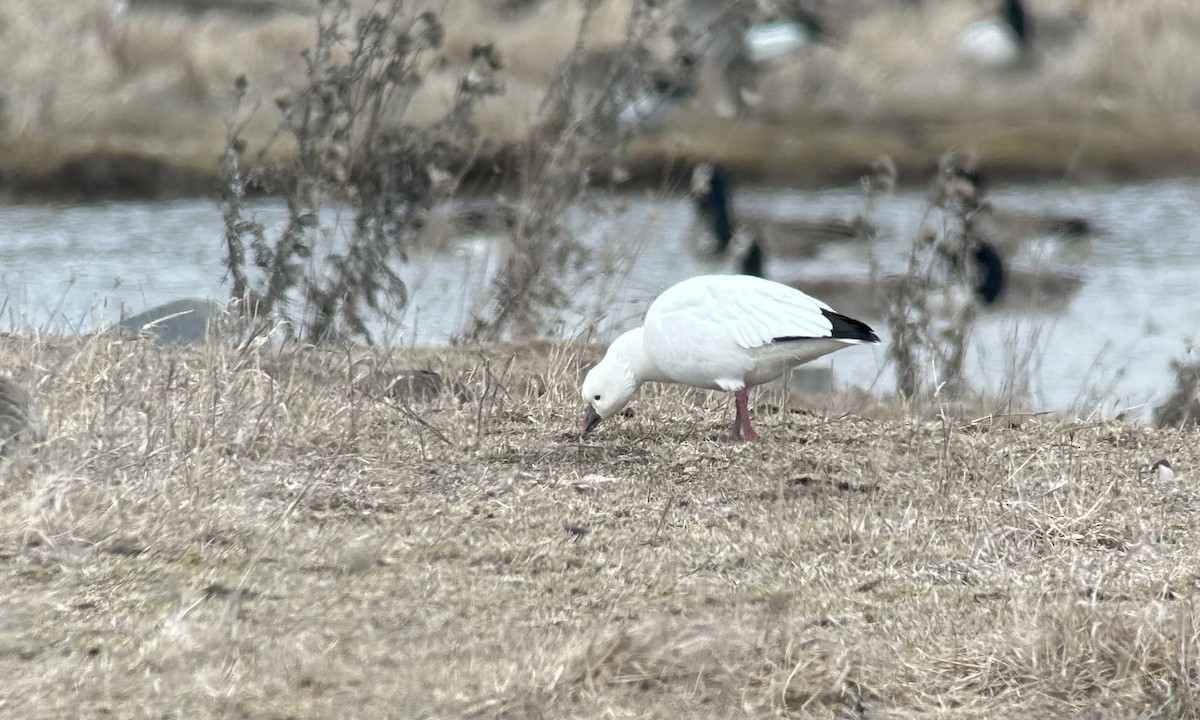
[220,0,503,342]
[219,0,686,342]
[2,0,1200,198]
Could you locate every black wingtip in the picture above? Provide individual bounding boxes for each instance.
[821,309,880,343]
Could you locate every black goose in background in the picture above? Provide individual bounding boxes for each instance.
[690,162,875,258]
[967,199,1094,258]
[941,151,1097,258]
[737,230,1081,319]
[736,233,1005,321]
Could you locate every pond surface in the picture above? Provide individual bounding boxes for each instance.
[1,178,1196,420]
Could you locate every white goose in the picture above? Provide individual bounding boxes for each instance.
[957,0,1029,70]
[671,0,827,118]
[957,0,1087,71]
[541,44,697,142]
[747,0,829,63]
[579,274,879,441]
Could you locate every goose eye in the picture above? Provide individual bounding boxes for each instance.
[593,394,601,401]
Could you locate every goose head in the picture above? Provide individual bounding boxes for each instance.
[690,162,735,254]
[580,328,645,433]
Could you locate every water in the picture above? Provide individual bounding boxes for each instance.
[1,179,1196,420]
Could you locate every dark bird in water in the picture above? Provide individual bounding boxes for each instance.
[951,237,1007,306]
[740,226,1081,318]
[690,162,875,259]
[737,232,1008,320]
[940,150,1097,258]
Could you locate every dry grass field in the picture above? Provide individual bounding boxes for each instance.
[3,0,1200,193]
[2,333,1199,717]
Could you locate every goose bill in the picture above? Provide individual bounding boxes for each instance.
[580,405,603,434]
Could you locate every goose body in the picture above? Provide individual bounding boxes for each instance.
[745,20,817,64]
[957,0,1087,71]
[740,233,1080,320]
[957,18,1024,69]
[671,0,825,117]
[957,0,1029,69]
[941,151,1097,258]
[968,200,1094,257]
[415,199,516,251]
[580,274,879,441]
[691,162,874,258]
[119,298,224,345]
[540,44,696,142]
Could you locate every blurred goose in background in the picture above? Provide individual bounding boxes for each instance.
[940,151,1097,257]
[690,161,875,258]
[738,228,1081,319]
[415,199,517,252]
[121,0,308,18]
[120,298,225,345]
[960,219,1084,311]
[484,0,548,21]
[671,0,828,117]
[957,0,1088,70]
[745,0,829,63]
[0,375,46,458]
[736,234,1006,320]
[966,199,1093,258]
[957,0,1029,69]
[538,44,697,143]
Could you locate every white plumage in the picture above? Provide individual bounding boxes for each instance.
[957,0,1030,70]
[745,22,815,65]
[580,274,879,441]
[957,19,1023,69]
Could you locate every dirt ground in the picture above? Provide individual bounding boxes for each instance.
[3,0,1200,195]
[1,334,1199,718]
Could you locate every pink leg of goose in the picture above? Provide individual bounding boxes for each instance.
[731,387,759,442]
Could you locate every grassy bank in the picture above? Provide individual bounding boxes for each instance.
[2,0,1200,198]
[2,334,1199,717]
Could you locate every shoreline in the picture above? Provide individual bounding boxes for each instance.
[2,125,1197,203]
[5,0,1200,201]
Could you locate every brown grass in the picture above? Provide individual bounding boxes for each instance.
[1,332,1200,717]
[3,0,1200,193]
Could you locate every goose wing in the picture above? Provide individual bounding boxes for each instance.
[647,275,847,350]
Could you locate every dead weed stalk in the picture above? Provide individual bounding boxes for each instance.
[462,0,691,340]
[886,150,984,401]
[220,0,503,343]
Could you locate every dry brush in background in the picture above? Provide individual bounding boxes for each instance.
[220,0,694,343]
[5,0,1200,192]
[220,0,505,343]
